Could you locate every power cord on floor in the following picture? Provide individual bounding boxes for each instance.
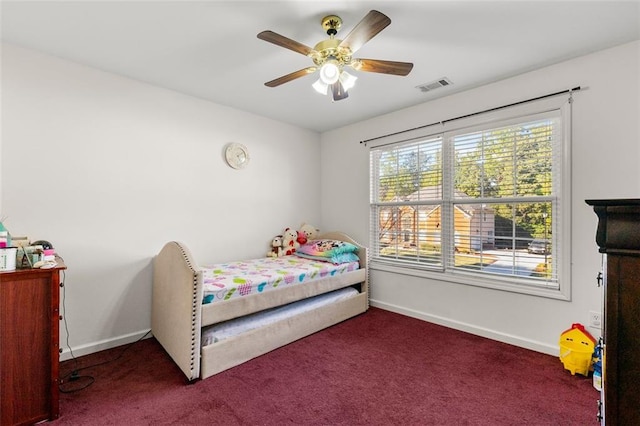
[58,269,152,393]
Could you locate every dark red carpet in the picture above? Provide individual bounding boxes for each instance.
[55,308,598,425]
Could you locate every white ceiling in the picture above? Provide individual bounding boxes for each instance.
[2,1,639,132]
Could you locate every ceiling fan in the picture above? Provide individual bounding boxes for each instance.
[257,10,413,101]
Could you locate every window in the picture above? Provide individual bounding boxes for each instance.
[369,99,571,299]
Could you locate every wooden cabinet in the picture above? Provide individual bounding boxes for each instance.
[0,260,66,425]
[586,199,640,425]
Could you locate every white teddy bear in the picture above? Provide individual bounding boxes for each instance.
[298,223,320,245]
[281,227,300,255]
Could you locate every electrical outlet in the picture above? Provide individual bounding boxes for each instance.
[589,311,602,328]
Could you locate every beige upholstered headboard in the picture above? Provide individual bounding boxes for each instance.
[151,241,203,381]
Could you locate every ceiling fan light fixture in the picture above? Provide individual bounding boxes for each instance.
[319,59,340,84]
[331,81,349,101]
[339,70,357,91]
[312,78,329,95]
[258,10,413,101]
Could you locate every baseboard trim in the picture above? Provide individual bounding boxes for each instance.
[370,299,558,356]
[61,302,558,361]
[60,329,152,362]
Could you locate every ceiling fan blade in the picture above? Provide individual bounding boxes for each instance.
[338,10,391,54]
[331,81,349,101]
[264,67,317,87]
[257,30,315,56]
[356,59,414,76]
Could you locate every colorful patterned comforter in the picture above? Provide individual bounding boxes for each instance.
[201,256,359,305]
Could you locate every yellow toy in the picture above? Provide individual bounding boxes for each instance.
[559,323,596,376]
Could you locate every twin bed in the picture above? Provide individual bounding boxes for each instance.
[151,232,368,381]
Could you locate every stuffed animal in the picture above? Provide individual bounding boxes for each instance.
[282,227,300,255]
[297,223,320,245]
[296,231,307,246]
[267,235,283,258]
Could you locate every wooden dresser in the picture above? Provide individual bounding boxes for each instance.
[0,260,66,425]
[586,199,640,425]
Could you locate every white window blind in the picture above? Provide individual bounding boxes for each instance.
[370,101,570,298]
[370,135,444,268]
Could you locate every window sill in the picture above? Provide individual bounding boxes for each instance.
[370,260,571,301]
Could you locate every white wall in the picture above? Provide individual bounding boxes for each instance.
[320,41,640,355]
[1,43,321,357]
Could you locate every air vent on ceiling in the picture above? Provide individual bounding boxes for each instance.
[416,77,453,93]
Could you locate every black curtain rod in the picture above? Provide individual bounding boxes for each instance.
[359,86,582,144]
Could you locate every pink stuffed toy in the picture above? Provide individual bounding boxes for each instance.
[297,231,307,246]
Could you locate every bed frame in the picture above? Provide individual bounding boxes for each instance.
[151,232,368,381]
